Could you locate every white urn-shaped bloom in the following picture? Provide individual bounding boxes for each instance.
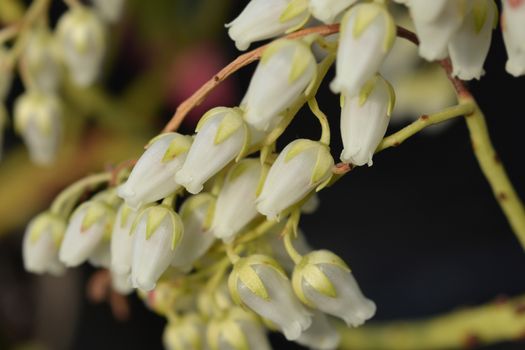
[340,75,395,166]
[448,0,497,80]
[401,0,471,61]
[229,254,312,340]
[118,133,192,209]
[131,204,183,291]
[175,107,248,194]
[110,203,138,274]
[23,212,66,276]
[226,0,310,51]
[309,0,357,24]
[292,250,376,327]
[257,139,333,220]
[502,0,525,76]
[330,3,396,97]
[295,310,340,350]
[14,91,62,165]
[93,0,125,23]
[0,46,12,101]
[242,39,317,131]
[56,6,106,87]
[59,199,116,267]
[24,28,61,92]
[171,193,216,271]
[111,270,133,295]
[212,159,262,242]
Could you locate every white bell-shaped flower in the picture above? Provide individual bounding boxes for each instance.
[242,39,317,131]
[131,204,183,291]
[22,212,66,276]
[292,250,376,327]
[257,139,333,220]
[340,75,395,166]
[110,203,138,274]
[229,255,312,340]
[24,28,61,92]
[212,159,262,242]
[226,0,310,51]
[59,199,116,267]
[295,310,340,350]
[111,270,133,295]
[93,0,125,23]
[502,0,525,76]
[0,46,12,101]
[330,3,396,97]
[448,0,497,80]
[56,6,106,87]
[175,107,248,194]
[309,0,357,24]
[164,315,207,350]
[402,0,471,61]
[171,193,216,271]
[118,133,192,209]
[14,90,62,165]
[88,239,111,268]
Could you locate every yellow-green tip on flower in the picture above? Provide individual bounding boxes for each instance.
[292,250,376,327]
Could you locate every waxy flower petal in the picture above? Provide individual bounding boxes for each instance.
[110,203,138,274]
[24,28,61,92]
[502,0,525,76]
[309,0,357,24]
[295,310,340,350]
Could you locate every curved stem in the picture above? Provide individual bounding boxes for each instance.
[283,231,302,264]
[308,97,331,146]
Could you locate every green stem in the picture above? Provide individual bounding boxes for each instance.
[308,97,331,146]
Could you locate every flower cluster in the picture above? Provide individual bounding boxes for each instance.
[0,0,125,164]
[21,0,525,349]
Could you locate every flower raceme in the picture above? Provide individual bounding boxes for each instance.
[256,139,334,221]
[502,0,525,76]
[226,0,309,51]
[330,2,396,97]
[175,107,248,194]
[339,75,395,166]
[308,0,358,24]
[118,133,192,210]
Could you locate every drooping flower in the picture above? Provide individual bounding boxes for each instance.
[175,107,248,194]
[118,133,192,210]
[171,193,216,271]
[448,0,497,80]
[295,310,340,350]
[131,204,183,291]
[308,0,357,24]
[110,203,139,274]
[242,39,317,131]
[339,75,395,166]
[164,314,207,350]
[292,250,376,327]
[330,3,396,97]
[93,0,125,23]
[228,254,312,340]
[22,212,66,276]
[14,91,62,165]
[226,0,310,51]
[56,6,106,87]
[257,139,334,220]
[88,239,111,268]
[59,199,116,267]
[212,159,262,242]
[501,0,525,76]
[111,270,133,295]
[23,28,61,92]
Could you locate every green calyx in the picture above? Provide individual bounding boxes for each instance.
[279,0,310,33]
[284,139,334,188]
[28,212,66,247]
[145,133,192,163]
[358,75,396,116]
[78,200,116,240]
[261,39,316,85]
[136,205,183,250]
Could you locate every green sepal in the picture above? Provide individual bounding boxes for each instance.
[311,144,333,184]
[284,139,317,163]
[235,122,251,161]
[80,200,114,233]
[161,135,192,163]
[316,175,332,192]
[383,76,396,117]
[358,75,379,106]
[28,212,66,247]
[214,110,244,145]
[490,0,498,29]
[279,0,308,23]
[145,206,169,240]
[472,0,488,34]
[347,3,395,53]
[260,40,290,65]
[255,163,270,197]
[203,197,216,230]
[340,94,345,108]
[289,42,314,83]
[120,204,133,228]
[195,107,233,133]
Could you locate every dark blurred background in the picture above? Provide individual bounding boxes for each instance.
[0,0,524,349]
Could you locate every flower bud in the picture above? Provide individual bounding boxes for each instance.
[226,0,309,51]
[56,6,106,87]
[24,28,61,92]
[448,0,497,80]
[164,314,207,350]
[242,39,317,131]
[0,46,12,101]
[110,203,138,274]
[228,254,312,340]
[14,91,62,165]
[502,0,525,76]
[292,250,376,327]
[59,199,116,267]
[330,3,396,97]
[93,0,125,23]
[171,193,216,271]
[131,205,183,291]
[340,75,395,166]
[212,159,262,242]
[295,310,340,350]
[118,133,192,209]
[175,107,248,194]
[22,212,66,276]
[257,139,333,220]
[308,0,357,24]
